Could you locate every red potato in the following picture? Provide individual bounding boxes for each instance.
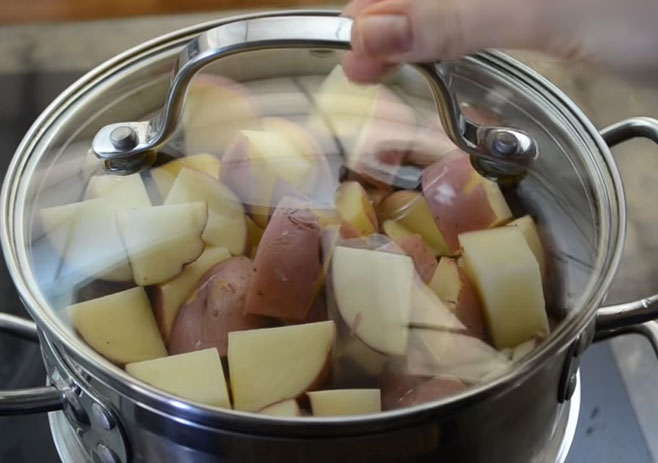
[421,152,512,253]
[380,370,467,410]
[378,191,451,257]
[243,200,323,321]
[312,66,419,188]
[286,291,329,325]
[394,234,438,284]
[182,74,260,157]
[168,256,270,356]
[429,257,487,340]
[220,119,334,228]
[335,181,379,236]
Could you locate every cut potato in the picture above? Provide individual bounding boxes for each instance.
[220,124,325,228]
[165,167,247,253]
[126,348,230,408]
[311,65,416,186]
[506,215,546,278]
[228,321,335,412]
[84,173,151,209]
[259,399,302,417]
[395,234,438,283]
[39,199,132,282]
[422,153,512,253]
[69,287,166,365]
[307,389,381,416]
[335,181,378,236]
[117,202,207,286]
[382,219,413,242]
[332,246,414,355]
[378,191,450,256]
[151,154,221,199]
[244,202,322,321]
[405,330,510,382]
[182,75,259,156]
[429,257,487,340]
[151,246,231,342]
[408,281,465,331]
[168,256,269,356]
[459,227,548,349]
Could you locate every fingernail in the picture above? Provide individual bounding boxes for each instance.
[356,14,412,57]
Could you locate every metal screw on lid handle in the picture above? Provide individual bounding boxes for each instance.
[91,14,538,180]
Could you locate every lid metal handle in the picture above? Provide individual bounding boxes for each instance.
[91,14,537,179]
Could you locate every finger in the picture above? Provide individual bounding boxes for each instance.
[341,51,398,83]
[342,0,383,18]
[352,0,561,63]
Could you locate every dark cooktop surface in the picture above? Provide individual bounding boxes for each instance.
[0,72,652,463]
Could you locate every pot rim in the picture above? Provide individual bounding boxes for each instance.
[0,10,626,436]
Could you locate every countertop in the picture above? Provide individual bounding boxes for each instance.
[0,9,657,463]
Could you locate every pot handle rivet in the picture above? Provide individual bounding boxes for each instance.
[93,443,121,463]
[109,126,138,151]
[91,402,116,431]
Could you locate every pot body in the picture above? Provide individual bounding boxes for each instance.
[41,330,569,463]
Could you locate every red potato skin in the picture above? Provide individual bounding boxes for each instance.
[168,256,270,356]
[452,263,488,341]
[284,291,329,325]
[380,371,466,410]
[422,152,501,252]
[339,220,362,239]
[243,204,322,321]
[395,234,438,284]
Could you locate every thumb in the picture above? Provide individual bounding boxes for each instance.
[350,0,567,64]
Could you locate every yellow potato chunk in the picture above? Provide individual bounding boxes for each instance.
[69,287,167,364]
[459,227,548,349]
[307,389,381,416]
[126,348,230,408]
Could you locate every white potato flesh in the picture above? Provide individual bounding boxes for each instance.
[228,321,335,412]
[307,389,381,416]
[259,399,301,417]
[84,173,151,209]
[126,348,230,408]
[164,167,247,253]
[117,202,207,286]
[506,215,546,278]
[459,227,548,349]
[332,246,414,355]
[69,287,166,364]
[40,199,132,282]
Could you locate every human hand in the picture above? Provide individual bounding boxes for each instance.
[342,0,658,82]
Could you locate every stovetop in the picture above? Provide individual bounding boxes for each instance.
[0,71,653,463]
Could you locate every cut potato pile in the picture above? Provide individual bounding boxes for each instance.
[41,66,553,416]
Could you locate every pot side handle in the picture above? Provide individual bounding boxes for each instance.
[0,313,64,415]
[594,117,658,357]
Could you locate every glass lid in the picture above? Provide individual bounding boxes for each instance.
[12,14,618,418]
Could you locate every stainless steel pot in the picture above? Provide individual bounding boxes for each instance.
[1,10,658,463]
